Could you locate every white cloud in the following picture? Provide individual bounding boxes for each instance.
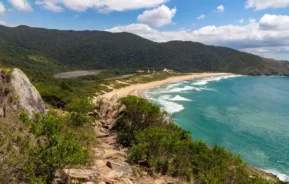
[0,20,17,27]
[36,0,63,12]
[246,0,289,10]
[106,14,289,60]
[137,5,176,27]
[8,0,33,12]
[239,19,244,24]
[0,2,6,14]
[36,0,169,12]
[217,5,225,12]
[242,46,289,60]
[197,14,205,20]
[249,18,256,23]
[259,14,289,30]
[0,20,7,25]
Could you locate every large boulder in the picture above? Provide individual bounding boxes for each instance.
[9,69,45,117]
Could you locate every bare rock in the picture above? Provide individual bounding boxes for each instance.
[122,178,133,184]
[103,150,126,161]
[106,170,125,179]
[99,98,111,115]
[154,179,166,184]
[9,69,45,117]
[94,159,106,168]
[92,148,105,158]
[110,94,119,104]
[106,161,133,173]
[95,127,110,138]
[63,169,98,181]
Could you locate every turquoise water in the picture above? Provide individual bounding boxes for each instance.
[144,75,289,181]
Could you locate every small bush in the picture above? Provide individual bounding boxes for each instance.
[66,98,93,114]
[114,96,163,146]
[68,112,90,127]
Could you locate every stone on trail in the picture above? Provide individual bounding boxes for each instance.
[63,169,98,181]
[106,161,133,173]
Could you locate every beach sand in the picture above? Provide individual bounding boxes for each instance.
[95,72,232,101]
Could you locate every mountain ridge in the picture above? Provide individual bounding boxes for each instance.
[0,25,289,76]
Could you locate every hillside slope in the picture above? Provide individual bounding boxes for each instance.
[0,25,289,75]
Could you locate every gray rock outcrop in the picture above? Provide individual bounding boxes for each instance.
[0,68,45,118]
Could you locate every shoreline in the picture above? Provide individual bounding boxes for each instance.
[95,72,233,101]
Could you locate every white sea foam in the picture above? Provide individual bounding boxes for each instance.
[157,95,184,114]
[166,82,185,89]
[170,95,192,101]
[263,169,289,182]
[193,81,208,85]
[169,85,198,93]
[192,75,242,86]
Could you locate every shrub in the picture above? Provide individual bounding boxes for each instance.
[115,96,276,184]
[114,96,163,146]
[68,112,90,127]
[129,125,194,179]
[65,98,93,114]
[20,113,89,183]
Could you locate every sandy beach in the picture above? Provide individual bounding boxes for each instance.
[96,72,233,100]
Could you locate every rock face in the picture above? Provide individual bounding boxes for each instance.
[0,68,45,118]
[9,69,46,117]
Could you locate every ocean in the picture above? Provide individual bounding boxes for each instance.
[144,75,289,181]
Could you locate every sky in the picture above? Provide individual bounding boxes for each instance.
[0,0,289,60]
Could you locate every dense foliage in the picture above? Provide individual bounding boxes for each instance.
[0,112,93,184]
[1,25,289,109]
[1,25,289,76]
[114,96,279,184]
[20,113,89,183]
[113,96,164,146]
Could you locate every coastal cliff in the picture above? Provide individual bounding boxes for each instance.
[61,94,281,184]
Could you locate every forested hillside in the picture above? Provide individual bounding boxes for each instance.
[0,25,289,76]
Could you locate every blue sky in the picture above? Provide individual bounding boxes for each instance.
[1,0,289,60]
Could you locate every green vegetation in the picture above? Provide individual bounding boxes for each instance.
[20,113,89,183]
[1,25,289,76]
[113,96,163,147]
[114,96,280,184]
[0,24,287,183]
[0,112,93,184]
[1,24,289,110]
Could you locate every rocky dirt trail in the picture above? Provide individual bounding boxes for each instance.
[58,94,177,184]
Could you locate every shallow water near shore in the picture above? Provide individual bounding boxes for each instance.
[144,75,289,181]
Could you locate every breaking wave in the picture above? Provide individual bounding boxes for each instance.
[170,95,192,101]
[157,95,184,114]
[192,75,242,86]
[263,169,289,182]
